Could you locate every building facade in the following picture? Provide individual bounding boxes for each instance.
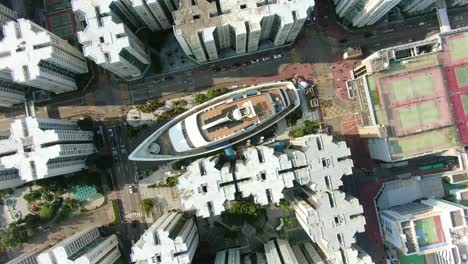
[0,19,88,107]
[37,227,120,264]
[131,212,199,264]
[0,117,96,190]
[0,3,16,26]
[335,0,401,27]
[399,0,436,14]
[72,0,151,80]
[6,247,48,264]
[381,199,467,262]
[172,0,313,63]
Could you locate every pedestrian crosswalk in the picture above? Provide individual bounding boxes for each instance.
[125,211,143,220]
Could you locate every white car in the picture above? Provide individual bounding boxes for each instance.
[108,129,113,137]
[273,54,282,59]
[128,185,134,194]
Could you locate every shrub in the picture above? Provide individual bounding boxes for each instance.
[166,176,178,187]
[136,99,164,113]
[141,199,154,215]
[229,201,258,217]
[112,200,121,224]
[194,93,208,104]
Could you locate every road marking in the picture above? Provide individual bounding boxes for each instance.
[125,211,143,220]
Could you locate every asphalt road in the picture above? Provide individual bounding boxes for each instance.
[106,124,146,252]
[129,54,293,103]
[127,7,468,104]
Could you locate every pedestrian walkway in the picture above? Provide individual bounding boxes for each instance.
[125,211,143,220]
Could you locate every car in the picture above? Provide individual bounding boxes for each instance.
[132,220,138,228]
[128,185,134,194]
[251,59,259,64]
[273,54,282,59]
[108,129,113,137]
[261,57,270,61]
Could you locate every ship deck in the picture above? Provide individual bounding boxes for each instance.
[129,82,300,161]
[198,94,274,141]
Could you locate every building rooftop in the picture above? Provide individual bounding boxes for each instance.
[129,81,300,161]
[177,134,354,218]
[0,117,95,189]
[351,27,468,162]
[381,199,467,257]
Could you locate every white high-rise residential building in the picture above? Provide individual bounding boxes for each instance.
[177,145,296,218]
[177,134,352,218]
[131,212,199,264]
[264,239,299,264]
[335,0,401,28]
[0,3,16,26]
[0,19,88,103]
[173,0,313,63]
[214,248,241,264]
[6,247,48,264]
[453,0,468,6]
[380,199,467,260]
[178,157,237,218]
[72,0,151,80]
[125,0,174,31]
[37,227,121,264]
[285,134,353,192]
[293,188,371,264]
[235,146,295,205]
[399,0,436,14]
[0,117,96,190]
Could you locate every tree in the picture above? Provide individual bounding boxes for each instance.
[141,199,154,215]
[39,205,55,220]
[288,128,304,138]
[166,176,178,187]
[23,190,42,203]
[279,199,290,212]
[0,223,30,248]
[77,116,94,131]
[42,193,54,203]
[302,120,320,135]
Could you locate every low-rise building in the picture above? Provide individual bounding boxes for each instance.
[0,117,96,190]
[348,27,468,162]
[381,199,467,262]
[37,227,120,264]
[131,212,199,264]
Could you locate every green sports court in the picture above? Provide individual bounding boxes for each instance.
[456,66,468,88]
[396,101,440,129]
[414,216,445,247]
[391,75,435,102]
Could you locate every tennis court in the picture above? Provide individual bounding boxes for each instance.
[389,127,458,159]
[414,216,445,247]
[447,33,468,62]
[462,94,468,114]
[391,75,435,102]
[396,102,440,129]
[456,66,468,87]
